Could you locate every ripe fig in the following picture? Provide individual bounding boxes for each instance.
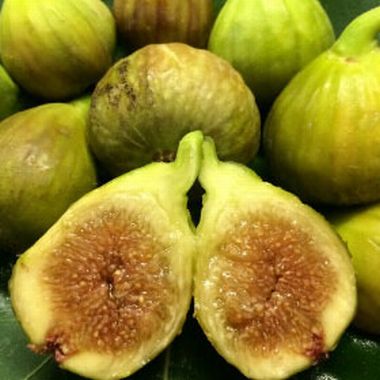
[194,138,356,379]
[89,42,260,176]
[113,0,214,49]
[0,0,116,100]
[208,0,334,107]
[328,204,380,335]
[264,7,380,205]
[0,100,97,254]
[0,64,20,120]
[9,131,203,380]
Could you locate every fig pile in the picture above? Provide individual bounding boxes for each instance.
[0,1,380,380]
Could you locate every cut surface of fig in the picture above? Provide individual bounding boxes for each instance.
[194,139,356,380]
[10,131,203,380]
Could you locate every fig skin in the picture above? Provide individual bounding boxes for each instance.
[113,0,214,49]
[0,0,116,100]
[194,138,356,380]
[0,101,97,255]
[9,132,203,380]
[208,0,335,107]
[328,204,380,335]
[0,64,20,121]
[264,7,380,206]
[89,42,260,176]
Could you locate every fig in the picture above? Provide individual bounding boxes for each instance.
[194,138,356,379]
[9,131,202,380]
[264,7,380,205]
[113,0,214,49]
[89,42,260,176]
[0,64,20,120]
[0,0,116,100]
[0,100,97,254]
[208,0,334,107]
[328,204,380,334]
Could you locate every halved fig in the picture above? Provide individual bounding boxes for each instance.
[194,138,356,379]
[9,131,203,380]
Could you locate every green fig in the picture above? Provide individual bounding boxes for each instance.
[0,0,116,100]
[0,101,97,254]
[113,0,214,49]
[0,64,20,120]
[9,131,202,380]
[264,7,380,205]
[208,0,335,107]
[89,42,260,176]
[194,138,356,379]
[328,204,380,334]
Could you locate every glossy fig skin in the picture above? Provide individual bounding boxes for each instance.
[113,0,214,49]
[0,64,20,121]
[264,7,380,205]
[208,0,334,107]
[89,43,260,176]
[0,0,116,100]
[0,103,97,254]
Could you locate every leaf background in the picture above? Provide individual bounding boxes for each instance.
[1,0,380,379]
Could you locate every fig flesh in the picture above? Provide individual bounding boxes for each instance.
[208,0,335,107]
[89,42,260,176]
[0,64,20,121]
[0,101,97,254]
[0,0,116,100]
[264,7,380,205]
[194,138,356,379]
[113,0,214,49]
[9,131,203,380]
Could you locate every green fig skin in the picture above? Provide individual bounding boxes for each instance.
[9,132,203,380]
[0,0,116,100]
[208,0,335,107]
[194,138,356,380]
[113,0,214,49]
[328,204,380,335]
[89,42,260,176]
[0,64,20,121]
[264,7,380,205]
[0,102,97,254]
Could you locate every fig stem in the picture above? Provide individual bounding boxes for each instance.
[70,95,91,119]
[332,6,380,57]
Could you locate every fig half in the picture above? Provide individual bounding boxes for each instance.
[10,131,203,380]
[194,138,356,379]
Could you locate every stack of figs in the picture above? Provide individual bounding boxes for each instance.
[1,1,380,379]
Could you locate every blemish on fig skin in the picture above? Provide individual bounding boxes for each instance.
[304,331,328,363]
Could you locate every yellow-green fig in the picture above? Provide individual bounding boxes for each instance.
[113,0,214,49]
[0,101,97,254]
[89,43,260,176]
[208,0,334,107]
[9,132,202,380]
[0,63,20,120]
[0,0,116,100]
[264,7,380,205]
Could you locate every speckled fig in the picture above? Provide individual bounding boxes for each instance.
[208,0,334,107]
[0,64,20,120]
[0,100,97,255]
[89,42,260,176]
[9,131,202,380]
[0,0,116,100]
[264,7,380,205]
[113,0,214,49]
[194,138,356,380]
[328,204,380,334]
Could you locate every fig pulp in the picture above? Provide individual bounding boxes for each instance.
[10,132,203,380]
[0,64,20,120]
[264,7,380,205]
[89,42,260,176]
[0,0,116,100]
[0,101,97,254]
[194,138,356,379]
[208,0,334,107]
[113,0,214,49]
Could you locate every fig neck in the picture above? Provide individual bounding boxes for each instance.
[332,7,380,58]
